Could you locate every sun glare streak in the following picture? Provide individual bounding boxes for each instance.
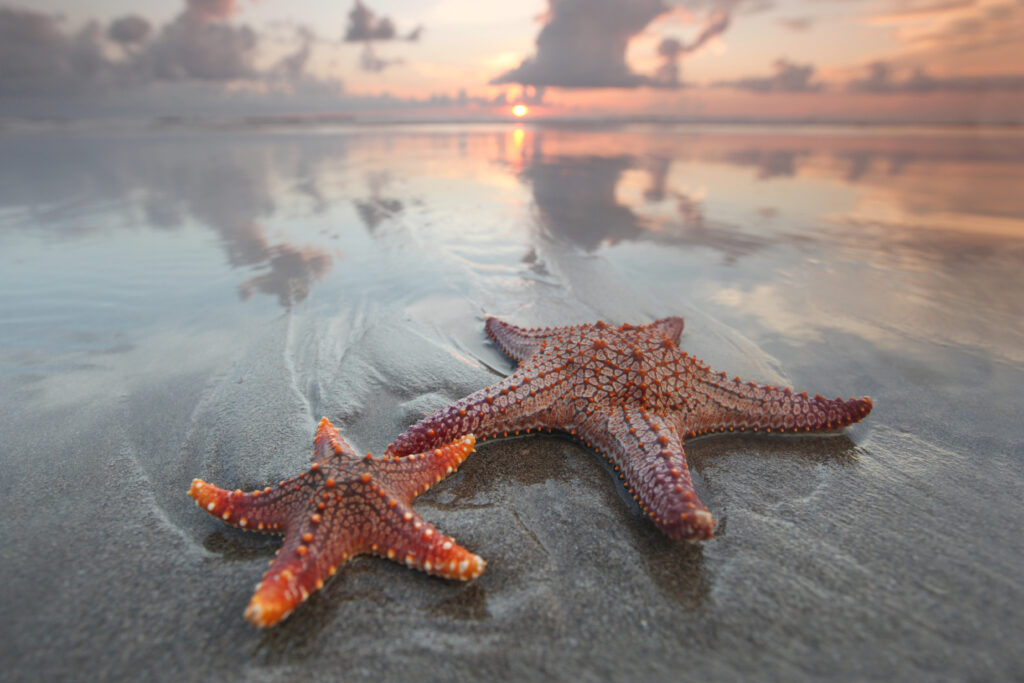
[512,104,528,118]
[513,127,525,148]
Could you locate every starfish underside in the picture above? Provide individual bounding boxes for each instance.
[386,316,873,541]
[190,418,483,627]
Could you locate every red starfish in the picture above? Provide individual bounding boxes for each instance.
[386,317,873,541]
[189,418,484,627]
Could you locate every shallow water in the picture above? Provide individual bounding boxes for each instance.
[1,122,1022,681]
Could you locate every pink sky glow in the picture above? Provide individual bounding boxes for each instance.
[2,0,1023,122]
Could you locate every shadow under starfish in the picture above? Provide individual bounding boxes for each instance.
[386,316,873,541]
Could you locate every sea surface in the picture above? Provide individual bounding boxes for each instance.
[1,121,1022,681]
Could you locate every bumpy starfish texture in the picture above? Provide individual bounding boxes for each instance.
[386,316,873,541]
[189,418,484,627]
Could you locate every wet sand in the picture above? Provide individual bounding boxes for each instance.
[1,122,1022,681]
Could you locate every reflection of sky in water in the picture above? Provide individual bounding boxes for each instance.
[2,123,1022,370]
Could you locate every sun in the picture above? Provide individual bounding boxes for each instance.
[512,104,528,118]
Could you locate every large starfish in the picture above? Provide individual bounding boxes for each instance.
[386,316,873,540]
[189,418,484,627]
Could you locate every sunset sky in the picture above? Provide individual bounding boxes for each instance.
[3,0,1023,122]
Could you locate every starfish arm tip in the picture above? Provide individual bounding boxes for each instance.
[188,475,292,532]
[432,550,486,581]
[858,396,874,415]
[462,554,487,580]
[658,508,716,541]
[314,417,356,460]
[244,589,294,628]
[188,477,223,511]
[424,433,477,479]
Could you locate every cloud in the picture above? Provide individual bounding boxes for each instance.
[143,11,257,81]
[490,0,737,90]
[868,0,1024,54]
[682,8,731,55]
[0,8,111,96]
[849,61,1024,94]
[358,44,402,73]
[342,1,421,72]
[714,58,823,93]
[0,2,345,115]
[655,38,684,86]
[108,15,152,47]
[273,26,314,80]
[344,0,421,42]
[490,0,670,88]
[868,0,981,24]
[652,6,732,87]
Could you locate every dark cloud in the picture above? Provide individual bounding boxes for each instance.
[273,26,314,80]
[344,0,421,42]
[0,8,110,96]
[108,15,152,47]
[683,8,731,55]
[849,61,895,93]
[655,38,684,86]
[849,61,1024,93]
[491,0,670,88]
[0,4,261,93]
[0,3,338,114]
[714,58,823,93]
[342,1,421,73]
[491,0,735,90]
[653,7,731,87]
[144,12,257,81]
[345,0,395,41]
[358,44,402,73]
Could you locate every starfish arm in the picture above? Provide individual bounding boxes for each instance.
[365,499,486,581]
[312,417,357,463]
[377,434,477,500]
[683,370,874,437]
[243,496,366,627]
[189,476,302,534]
[646,316,685,345]
[385,372,560,456]
[485,316,562,363]
[577,406,715,540]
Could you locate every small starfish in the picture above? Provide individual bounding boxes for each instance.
[386,316,873,541]
[189,418,484,627]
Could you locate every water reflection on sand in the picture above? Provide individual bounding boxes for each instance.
[2,123,1022,363]
[2,125,1022,361]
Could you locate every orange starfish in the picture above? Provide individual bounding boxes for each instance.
[387,316,873,541]
[189,418,483,627]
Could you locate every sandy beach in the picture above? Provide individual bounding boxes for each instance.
[1,122,1022,681]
